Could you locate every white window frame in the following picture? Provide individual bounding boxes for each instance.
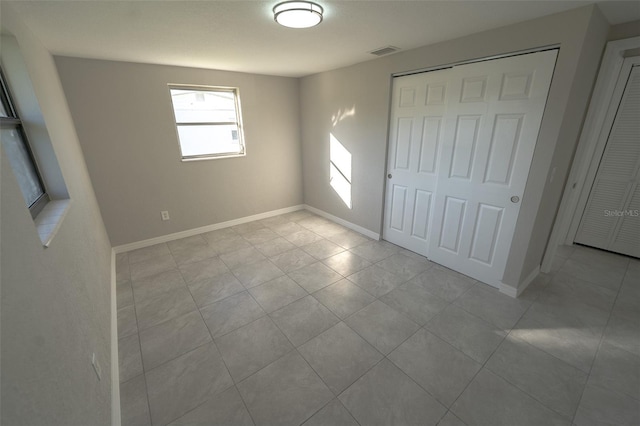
[168,84,246,161]
[0,67,49,218]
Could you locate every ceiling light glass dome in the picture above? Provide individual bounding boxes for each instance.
[273,1,323,29]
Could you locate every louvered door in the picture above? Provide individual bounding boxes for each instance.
[575,64,640,258]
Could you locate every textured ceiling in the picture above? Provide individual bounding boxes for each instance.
[4,1,640,77]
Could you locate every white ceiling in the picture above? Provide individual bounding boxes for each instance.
[4,0,640,77]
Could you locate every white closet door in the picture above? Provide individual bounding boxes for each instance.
[575,64,640,258]
[427,50,556,287]
[384,51,556,287]
[383,69,449,256]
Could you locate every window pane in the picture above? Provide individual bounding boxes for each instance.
[177,124,242,157]
[170,89,237,123]
[0,101,8,118]
[1,127,44,206]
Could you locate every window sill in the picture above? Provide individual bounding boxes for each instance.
[34,199,71,247]
[181,152,246,162]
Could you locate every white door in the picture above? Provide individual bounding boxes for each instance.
[383,69,449,256]
[384,50,557,288]
[428,50,556,287]
[575,62,640,258]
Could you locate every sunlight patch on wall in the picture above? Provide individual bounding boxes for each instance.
[331,105,356,127]
[329,133,352,209]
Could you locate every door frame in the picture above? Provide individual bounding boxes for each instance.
[391,45,560,78]
[542,36,640,272]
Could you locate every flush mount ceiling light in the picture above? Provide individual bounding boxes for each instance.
[273,1,323,28]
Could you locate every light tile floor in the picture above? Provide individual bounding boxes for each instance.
[116,210,640,426]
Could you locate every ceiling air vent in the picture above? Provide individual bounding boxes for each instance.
[369,46,400,57]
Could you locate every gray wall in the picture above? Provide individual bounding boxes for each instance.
[55,57,303,247]
[608,19,640,41]
[1,5,113,425]
[517,8,609,285]
[300,5,609,291]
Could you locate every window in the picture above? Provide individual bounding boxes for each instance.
[0,68,48,217]
[168,85,245,160]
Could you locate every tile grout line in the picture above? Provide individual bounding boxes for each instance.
[161,249,242,426]
[316,271,450,417]
[434,276,540,422]
[216,260,306,385]
[449,265,598,424]
[226,231,382,424]
[117,213,314,424]
[125,270,156,426]
[311,265,458,419]
[195,229,264,426]
[122,228,445,423]
[232,259,345,418]
[260,308,341,423]
[506,256,633,423]
[569,259,629,425]
[492,333,590,422]
[119,214,635,425]
[380,279,482,416]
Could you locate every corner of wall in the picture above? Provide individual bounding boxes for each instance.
[1,4,114,424]
[110,250,121,426]
[511,4,610,290]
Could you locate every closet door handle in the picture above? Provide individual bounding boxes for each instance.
[388,174,393,179]
[511,195,520,203]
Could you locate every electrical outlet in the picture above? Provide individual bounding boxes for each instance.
[92,353,102,381]
[161,211,170,221]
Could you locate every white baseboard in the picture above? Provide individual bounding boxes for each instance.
[499,283,518,298]
[500,265,540,298]
[113,205,305,253]
[110,251,121,426]
[112,204,380,254]
[303,204,380,240]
